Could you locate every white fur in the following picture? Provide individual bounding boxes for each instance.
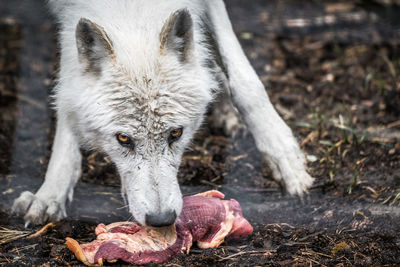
[13,0,313,226]
[205,1,314,195]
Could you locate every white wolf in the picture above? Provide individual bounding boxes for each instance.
[13,0,313,227]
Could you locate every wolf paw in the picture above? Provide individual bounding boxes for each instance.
[264,151,314,197]
[283,170,314,197]
[12,191,66,227]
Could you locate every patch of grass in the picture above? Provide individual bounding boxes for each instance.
[372,74,390,96]
[303,108,376,188]
[312,107,326,138]
[347,164,360,195]
[334,114,368,146]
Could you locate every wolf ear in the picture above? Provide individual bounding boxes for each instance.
[75,18,114,74]
[160,9,193,62]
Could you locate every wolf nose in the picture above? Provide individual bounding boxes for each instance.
[145,210,177,227]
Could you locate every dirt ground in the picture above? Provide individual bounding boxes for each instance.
[0,0,399,266]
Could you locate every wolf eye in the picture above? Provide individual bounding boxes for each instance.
[116,133,132,147]
[168,128,183,144]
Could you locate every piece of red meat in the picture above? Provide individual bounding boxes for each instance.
[66,190,253,265]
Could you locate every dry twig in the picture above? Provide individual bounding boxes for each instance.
[218,250,275,261]
[0,227,30,245]
[27,222,55,239]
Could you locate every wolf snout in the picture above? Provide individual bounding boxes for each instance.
[145,210,177,227]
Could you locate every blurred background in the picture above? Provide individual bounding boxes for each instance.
[0,0,399,266]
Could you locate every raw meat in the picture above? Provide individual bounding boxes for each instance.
[66,190,253,265]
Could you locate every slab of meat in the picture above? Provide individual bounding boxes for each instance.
[66,190,253,265]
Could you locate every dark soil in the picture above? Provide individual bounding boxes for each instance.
[1,0,399,266]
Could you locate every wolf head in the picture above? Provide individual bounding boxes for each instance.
[67,9,218,226]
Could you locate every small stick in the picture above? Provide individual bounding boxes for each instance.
[301,250,333,258]
[27,222,55,239]
[218,250,275,261]
[228,153,248,161]
[15,246,20,257]
[200,180,222,188]
[2,255,11,263]
[298,230,325,242]
[387,120,400,128]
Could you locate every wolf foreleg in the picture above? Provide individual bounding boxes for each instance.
[12,116,82,226]
[207,0,314,196]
